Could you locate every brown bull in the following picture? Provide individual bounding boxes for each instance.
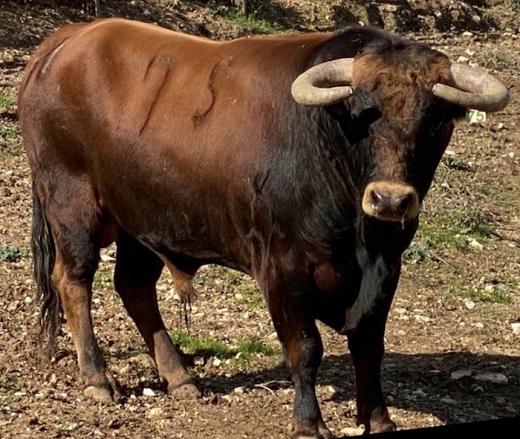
[18,18,509,438]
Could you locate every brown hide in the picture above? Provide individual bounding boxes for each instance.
[19,18,329,272]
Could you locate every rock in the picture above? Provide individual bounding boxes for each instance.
[414,315,431,323]
[511,323,520,335]
[143,388,156,397]
[464,300,476,310]
[324,385,340,397]
[468,239,483,250]
[213,358,222,367]
[441,396,458,405]
[340,427,364,436]
[100,254,115,262]
[451,369,472,380]
[474,373,508,385]
[413,389,427,398]
[149,407,163,417]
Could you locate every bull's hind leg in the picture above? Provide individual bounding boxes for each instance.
[113,233,200,398]
[45,181,120,403]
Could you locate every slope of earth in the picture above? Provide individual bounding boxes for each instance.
[0,1,519,438]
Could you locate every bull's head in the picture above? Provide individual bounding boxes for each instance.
[291,52,510,223]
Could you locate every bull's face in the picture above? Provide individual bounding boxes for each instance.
[343,70,458,224]
[291,46,509,224]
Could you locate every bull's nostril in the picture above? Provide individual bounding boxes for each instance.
[370,189,384,205]
[396,193,413,212]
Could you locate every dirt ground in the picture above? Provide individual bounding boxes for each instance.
[0,1,519,438]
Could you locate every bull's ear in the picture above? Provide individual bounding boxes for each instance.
[349,88,381,123]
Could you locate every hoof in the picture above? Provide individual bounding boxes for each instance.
[292,429,331,439]
[319,427,333,439]
[84,385,114,404]
[168,382,201,399]
[370,421,396,434]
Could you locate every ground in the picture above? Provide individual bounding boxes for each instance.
[0,1,519,438]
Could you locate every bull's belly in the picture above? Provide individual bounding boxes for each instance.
[101,184,253,273]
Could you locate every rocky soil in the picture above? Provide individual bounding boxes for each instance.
[1,1,519,438]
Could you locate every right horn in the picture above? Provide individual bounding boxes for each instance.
[432,62,510,112]
[291,58,355,106]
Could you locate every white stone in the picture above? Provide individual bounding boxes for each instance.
[474,373,508,385]
[465,300,476,310]
[451,369,472,380]
[468,239,483,250]
[340,427,364,436]
[143,388,156,397]
[149,407,163,417]
[441,396,458,405]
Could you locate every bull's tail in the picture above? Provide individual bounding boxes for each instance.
[31,184,62,359]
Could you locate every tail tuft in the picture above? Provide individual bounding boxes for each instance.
[31,184,62,359]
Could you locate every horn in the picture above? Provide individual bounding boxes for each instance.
[432,62,510,112]
[291,58,355,106]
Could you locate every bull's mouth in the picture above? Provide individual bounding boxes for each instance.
[361,181,420,222]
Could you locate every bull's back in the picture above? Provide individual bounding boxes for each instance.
[18,19,328,265]
[20,18,326,139]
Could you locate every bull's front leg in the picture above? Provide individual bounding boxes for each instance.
[346,265,399,434]
[267,293,331,439]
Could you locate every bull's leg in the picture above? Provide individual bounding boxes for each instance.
[267,296,331,439]
[47,186,120,403]
[113,233,200,398]
[347,269,399,434]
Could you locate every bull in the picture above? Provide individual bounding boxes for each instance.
[18,18,509,438]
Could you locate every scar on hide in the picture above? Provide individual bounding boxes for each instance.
[30,35,73,84]
[39,42,67,78]
[192,57,233,128]
[139,56,173,136]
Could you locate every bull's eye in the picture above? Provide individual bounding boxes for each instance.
[343,107,381,145]
[358,107,381,125]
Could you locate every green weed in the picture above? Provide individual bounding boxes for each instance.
[476,51,516,72]
[210,3,280,34]
[447,283,512,305]
[0,94,16,111]
[92,269,113,290]
[170,331,279,363]
[417,221,469,252]
[171,330,235,359]
[236,338,280,357]
[0,245,29,263]
[239,285,264,308]
[0,122,21,141]
[449,208,495,238]
[402,242,431,264]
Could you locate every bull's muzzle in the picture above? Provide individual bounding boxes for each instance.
[362,181,420,222]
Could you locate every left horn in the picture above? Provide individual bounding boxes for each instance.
[291,58,354,106]
[432,62,510,112]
